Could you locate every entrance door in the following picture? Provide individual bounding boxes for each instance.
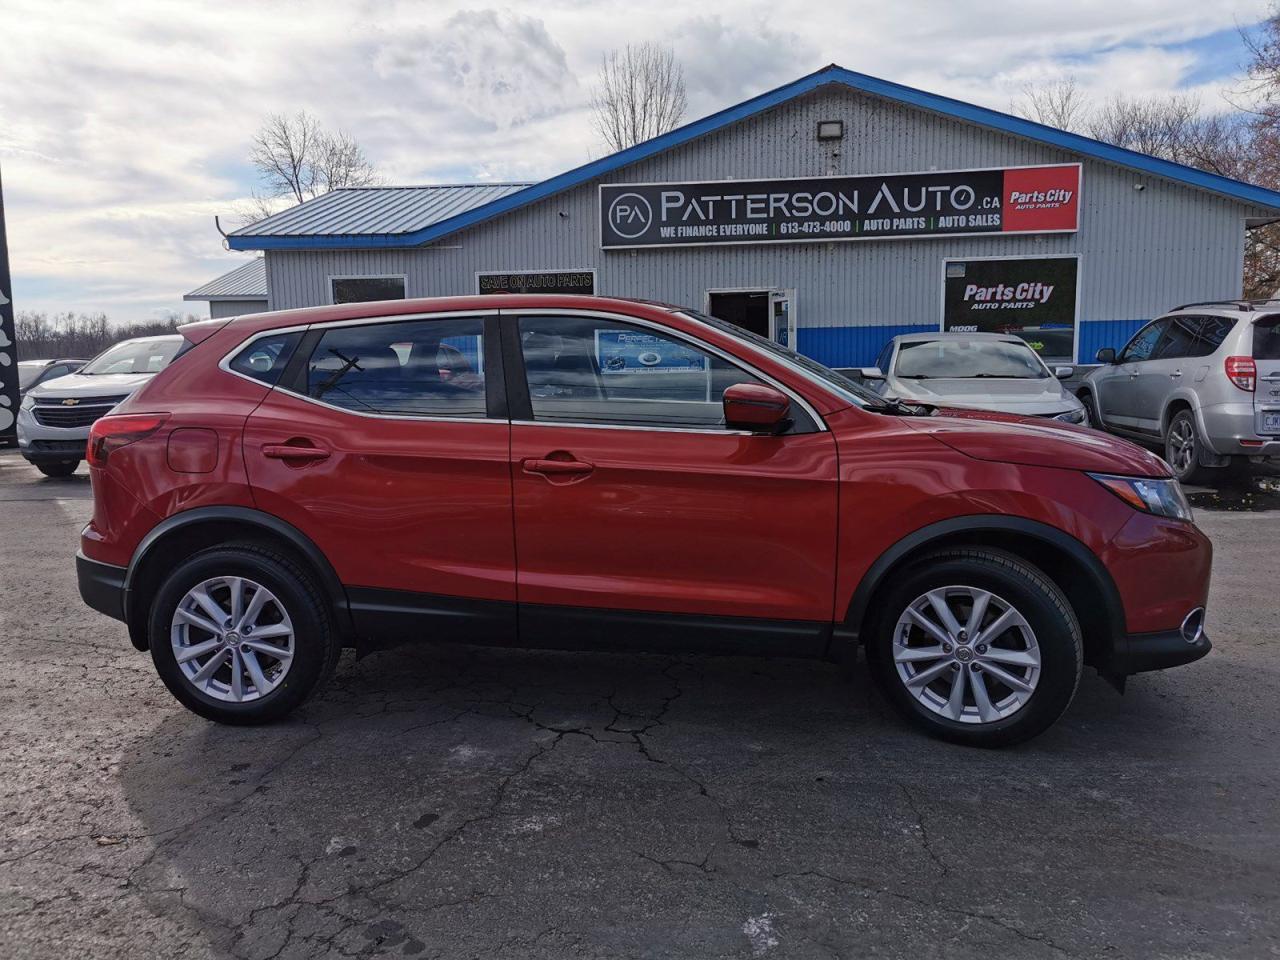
[707,290,770,337]
[505,311,839,655]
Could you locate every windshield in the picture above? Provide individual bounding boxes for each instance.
[80,337,183,376]
[17,361,45,390]
[678,310,888,408]
[895,339,1049,380]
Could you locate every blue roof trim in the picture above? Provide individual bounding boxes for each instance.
[228,64,1280,252]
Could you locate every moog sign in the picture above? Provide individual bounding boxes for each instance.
[600,163,1080,249]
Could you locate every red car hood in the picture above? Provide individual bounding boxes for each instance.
[904,408,1171,478]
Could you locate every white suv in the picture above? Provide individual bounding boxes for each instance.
[1079,301,1280,483]
[16,335,184,476]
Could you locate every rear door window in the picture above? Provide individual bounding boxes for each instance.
[1153,316,1202,360]
[303,317,487,418]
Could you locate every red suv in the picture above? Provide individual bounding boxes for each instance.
[75,296,1212,746]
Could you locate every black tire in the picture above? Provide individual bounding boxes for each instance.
[1078,390,1102,430]
[148,542,340,724]
[865,548,1083,748]
[36,460,79,477]
[1164,409,1210,485]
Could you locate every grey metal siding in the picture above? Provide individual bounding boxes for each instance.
[264,85,1265,365]
[208,299,269,319]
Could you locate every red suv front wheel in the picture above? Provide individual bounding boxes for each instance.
[866,547,1083,747]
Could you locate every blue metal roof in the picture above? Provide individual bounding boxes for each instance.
[228,64,1280,252]
[183,257,267,300]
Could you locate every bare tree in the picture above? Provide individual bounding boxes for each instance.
[248,111,381,208]
[590,43,688,153]
[14,312,187,361]
[1012,77,1088,131]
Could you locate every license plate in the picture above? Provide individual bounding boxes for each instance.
[1264,411,1280,434]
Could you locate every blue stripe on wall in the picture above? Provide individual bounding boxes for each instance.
[1076,319,1147,365]
[796,319,1150,369]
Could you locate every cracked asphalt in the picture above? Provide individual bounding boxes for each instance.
[1,448,1278,959]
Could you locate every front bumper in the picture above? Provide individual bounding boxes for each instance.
[76,551,127,624]
[1106,626,1211,676]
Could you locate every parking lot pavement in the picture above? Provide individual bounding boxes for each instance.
[1,449,1278,960]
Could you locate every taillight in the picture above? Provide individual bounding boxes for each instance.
[1225,356,1256,392]
[86,413,168,466]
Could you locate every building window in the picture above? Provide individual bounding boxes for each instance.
[330,276,407,305]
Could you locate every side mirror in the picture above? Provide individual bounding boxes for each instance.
[1095,347,1117,364]
[723,382,792,433]
[1053,365,1074,380]
[857,366,885,380]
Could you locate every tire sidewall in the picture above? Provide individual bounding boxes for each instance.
[1165,410,1200,484]
[867,553,1081,747]
[148,548,328,723]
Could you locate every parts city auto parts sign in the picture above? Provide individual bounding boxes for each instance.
[942,256,1080,360]
[599,163,1080,249]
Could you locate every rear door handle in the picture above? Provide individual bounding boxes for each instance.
[262,443,330,462]
[523,457,594,476]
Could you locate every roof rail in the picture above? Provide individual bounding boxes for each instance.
[1171,299,1254,311]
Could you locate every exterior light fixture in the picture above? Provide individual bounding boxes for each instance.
[817,120,844,141]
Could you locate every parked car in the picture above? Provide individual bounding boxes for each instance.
[16,335,184,477]
[75,297,1211,747]
[1079,301,1280,483]
[17,358,89,395]
[840,333,1087,423]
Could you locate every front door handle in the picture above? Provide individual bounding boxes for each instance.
[523,457,594,477]
[262,442,330,462]
[1170,370,1182,378]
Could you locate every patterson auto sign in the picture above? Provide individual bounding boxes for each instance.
[599,163,1080,249]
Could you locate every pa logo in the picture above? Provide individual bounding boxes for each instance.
[607,192,653,240]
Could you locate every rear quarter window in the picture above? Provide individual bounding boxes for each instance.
[228,332,303,385]
[1255,316,1280,360]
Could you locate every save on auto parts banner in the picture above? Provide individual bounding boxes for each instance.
[600,163,1080,249]
[942,256,1080,361]
[0,165,16,444]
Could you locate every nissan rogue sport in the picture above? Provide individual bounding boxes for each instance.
[75,296,1212,746]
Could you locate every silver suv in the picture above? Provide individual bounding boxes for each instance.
[1079,301,1280,483]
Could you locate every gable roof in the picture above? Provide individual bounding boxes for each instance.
[227,64,1280,252]
[183,257,268,301]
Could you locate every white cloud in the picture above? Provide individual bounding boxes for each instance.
[0,0,1271,320]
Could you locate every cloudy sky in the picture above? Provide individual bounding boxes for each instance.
[0,0,1272,322]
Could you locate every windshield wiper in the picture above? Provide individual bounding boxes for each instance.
[896,374,932,380]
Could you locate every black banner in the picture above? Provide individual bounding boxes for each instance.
[599,164,1080,249]
[477,270,594,295]
[942,257,1079,360]
[0,165,16,444]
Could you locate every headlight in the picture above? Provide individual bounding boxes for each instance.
[1089,473,1193,521]
[1053,407,1086,424]
[20,393,36,411]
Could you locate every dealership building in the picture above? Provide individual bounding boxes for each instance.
[199,64,1280,368]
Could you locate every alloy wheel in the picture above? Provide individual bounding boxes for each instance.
[170,576,295,703]
[892,586,1041,724]
[1167,418,1196,476]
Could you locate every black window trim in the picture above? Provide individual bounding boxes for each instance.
[217,311,507,424]
[499,308,825,435]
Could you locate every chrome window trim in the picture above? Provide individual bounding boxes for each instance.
[503,307,828,432]
[217,311,501,424]
[509,419,755,437]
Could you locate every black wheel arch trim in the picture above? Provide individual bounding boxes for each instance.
[838,514,1125,651]
[123,505,354,641]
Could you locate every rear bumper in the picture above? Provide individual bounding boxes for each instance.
[1107,627,1211,676]
[76,551,127,623]
[1198,400,1280,456]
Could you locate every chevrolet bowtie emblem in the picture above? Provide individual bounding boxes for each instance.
[61,398,80,406]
